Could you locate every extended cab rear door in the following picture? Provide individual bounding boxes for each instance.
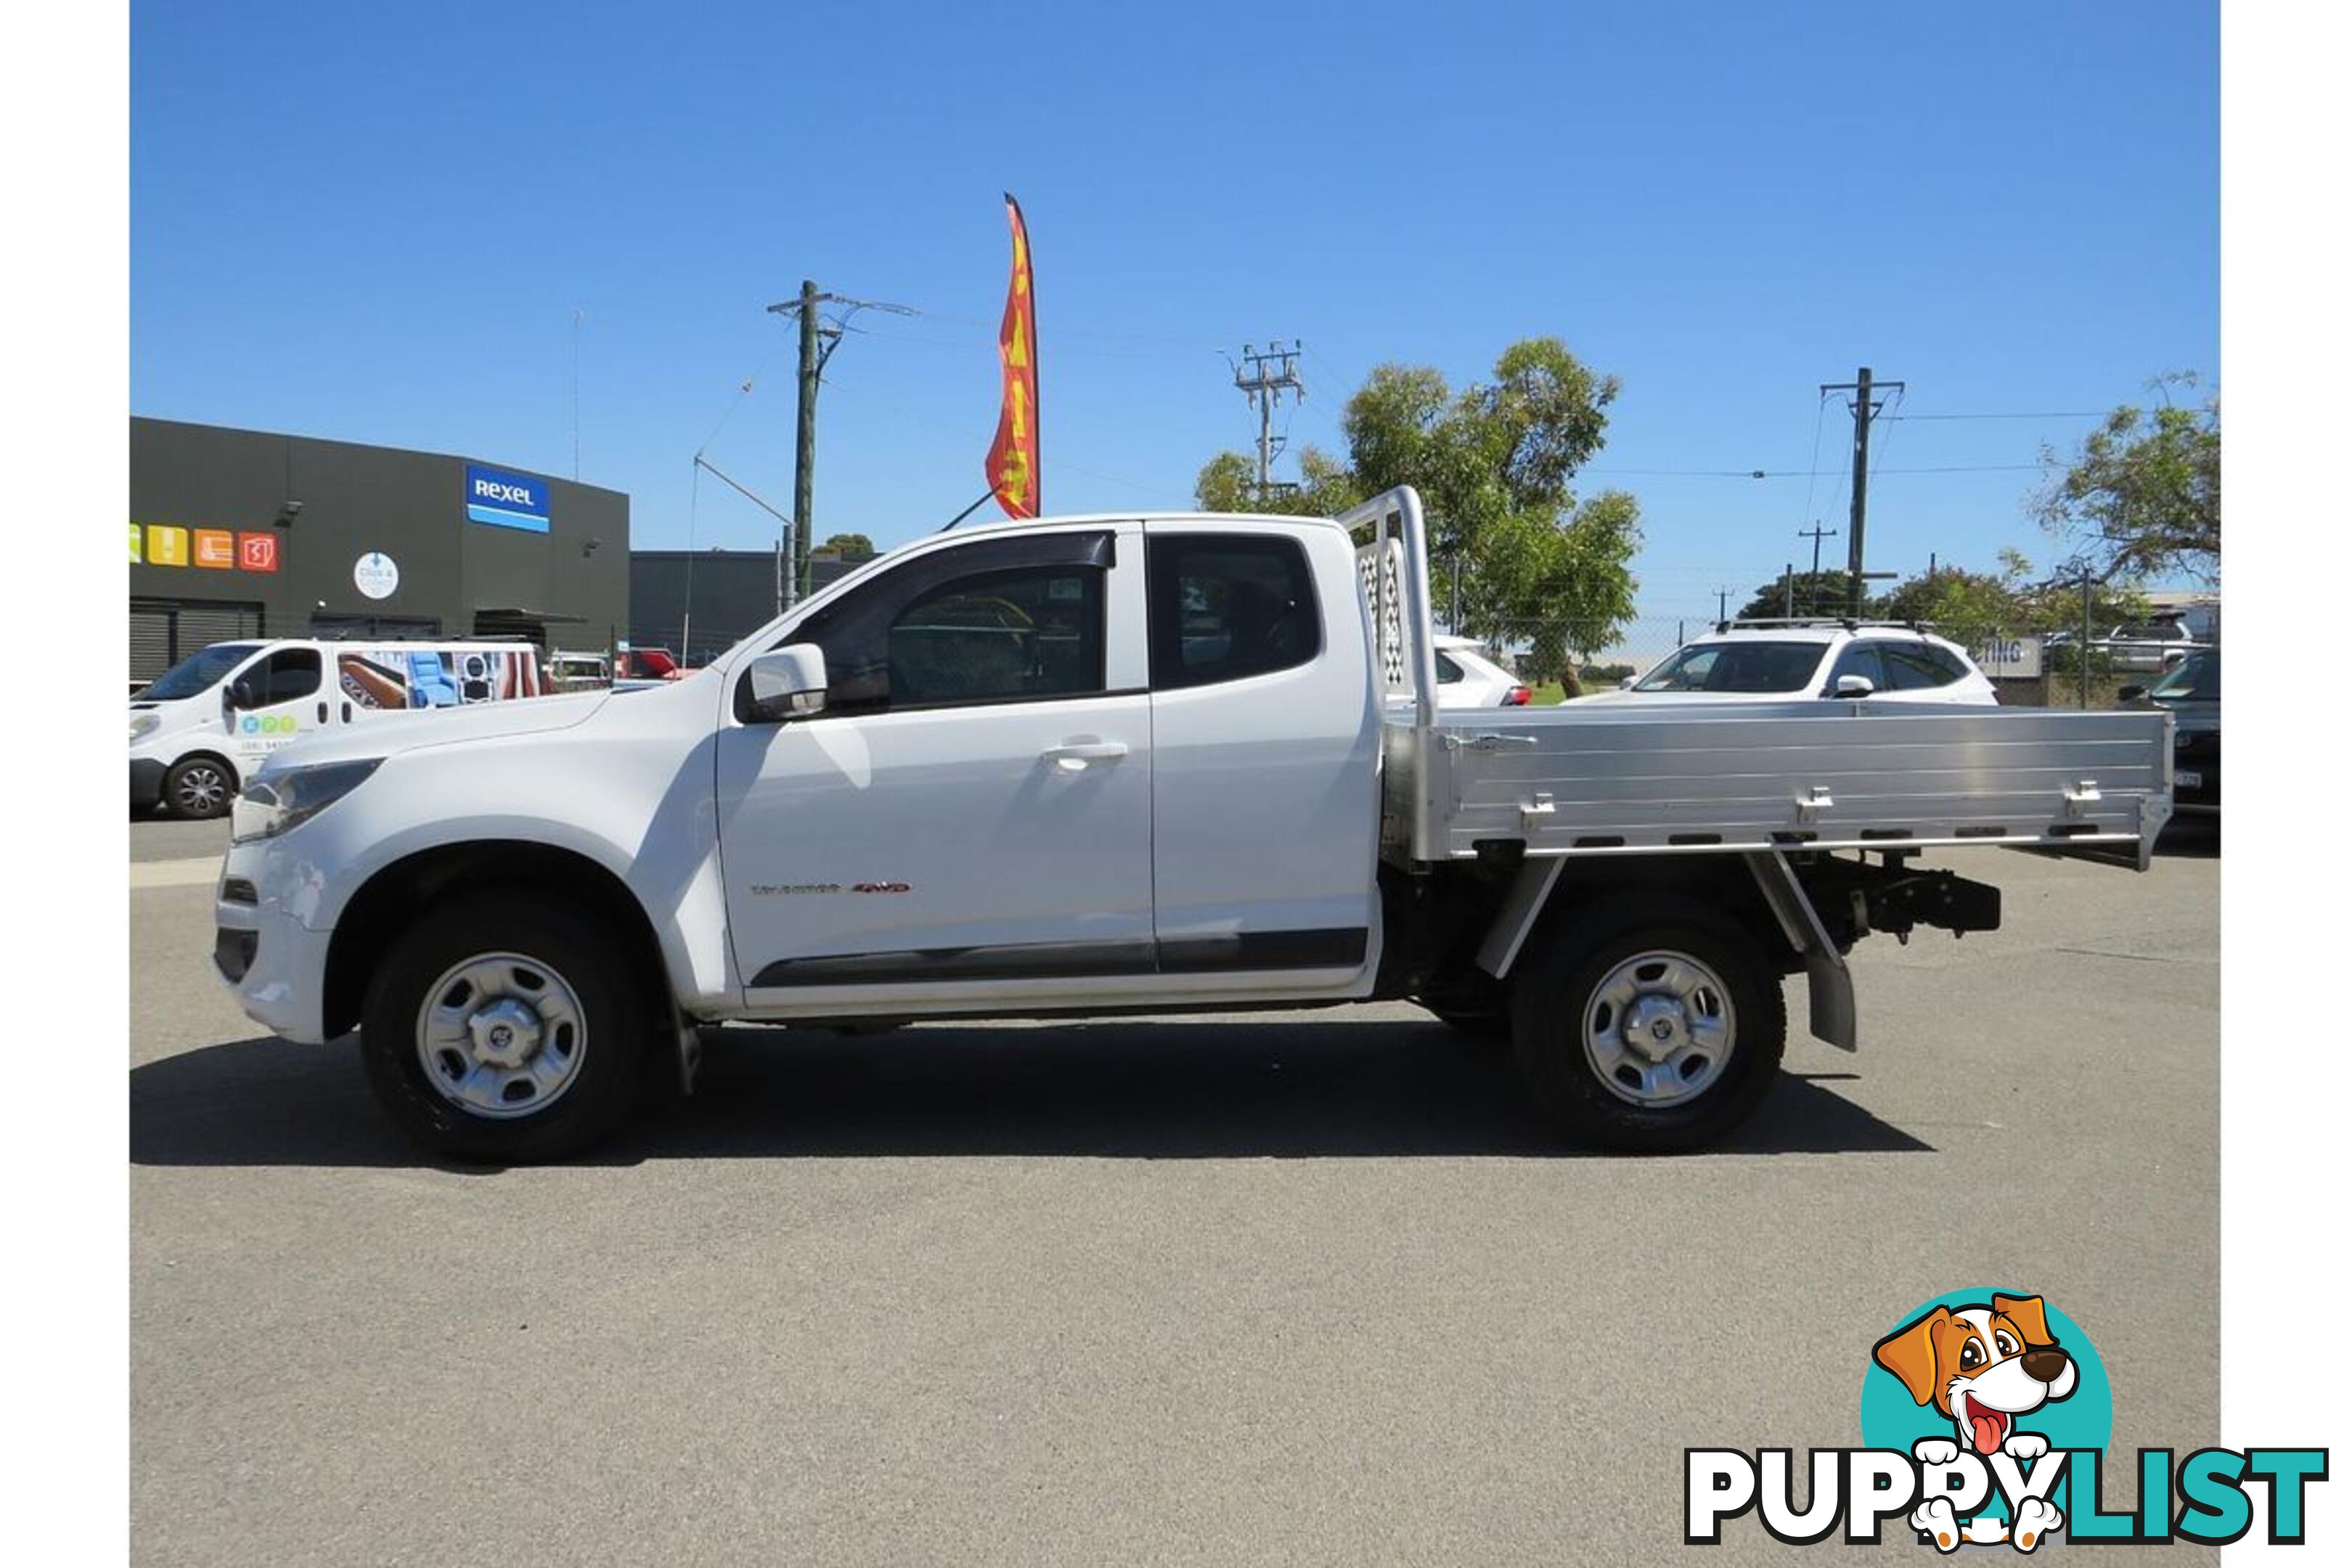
[1143,521,1382,987]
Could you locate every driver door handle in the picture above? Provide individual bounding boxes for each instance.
[1042,740,1128,770]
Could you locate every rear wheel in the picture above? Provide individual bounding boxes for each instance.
[1511,905,1784,1152]
[163,756,235,819]
[359,893,651,1162]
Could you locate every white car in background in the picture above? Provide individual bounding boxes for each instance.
[1585,624,1998,706]
[1433,634,1532,708]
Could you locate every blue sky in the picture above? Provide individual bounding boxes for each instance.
[131,0,2217,626]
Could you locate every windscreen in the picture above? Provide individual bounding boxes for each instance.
[134,642,263,701]
[1633,640,1824,694]
[2149,650,2219,701]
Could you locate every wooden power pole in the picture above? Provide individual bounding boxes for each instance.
[1821,367,1904,617]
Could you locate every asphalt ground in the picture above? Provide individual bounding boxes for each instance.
[130,817,2220,1566]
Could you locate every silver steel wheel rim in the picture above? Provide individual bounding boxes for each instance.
[1580,949,1737,1108]
[413,951,588,1119]
[175,764,228,814]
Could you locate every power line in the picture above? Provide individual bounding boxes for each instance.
[1797,389,1831,544]
[1866,383,1907,489]
[1579,462,2041,478]
[1883,409,2109,421]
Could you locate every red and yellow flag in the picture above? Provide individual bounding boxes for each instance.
[985,194,1040,518]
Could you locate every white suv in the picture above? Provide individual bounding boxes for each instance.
[1432,634,1532,708]
[1588,624,1998,706]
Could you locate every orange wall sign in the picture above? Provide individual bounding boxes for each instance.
[133,521,281,574]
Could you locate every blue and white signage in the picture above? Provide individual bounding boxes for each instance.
[1972,634,2043,679]
[465,464,552,534]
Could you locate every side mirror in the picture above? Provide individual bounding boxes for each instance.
[745,643,828,722]
[224,676,261,714]
[1618,676,1637,691]
[1832,674,1876,698]
[2117,684,2149,705]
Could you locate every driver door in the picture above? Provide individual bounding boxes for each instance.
[715,525,1156,1009]
[224,646,330,770]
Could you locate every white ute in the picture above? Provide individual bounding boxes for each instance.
[213,490,2173,1161]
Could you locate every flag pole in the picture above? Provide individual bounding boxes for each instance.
[1014,191,1037,517]
[936,490,995,533]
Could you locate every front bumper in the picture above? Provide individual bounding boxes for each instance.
[213,838,335,1043]
[131,756,166,807]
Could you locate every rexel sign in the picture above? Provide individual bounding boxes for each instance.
[465,464,551,534]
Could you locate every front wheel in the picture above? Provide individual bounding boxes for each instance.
[359,893,651,1162]
[1511,907,1785,1153]
[162,755,235,819]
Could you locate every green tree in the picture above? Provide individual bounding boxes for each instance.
[2034,373,2218,584]
[1193,337,1641,668]
[815,532,876,560]
[1878,566,2025,648]
[1191,449,1360,518]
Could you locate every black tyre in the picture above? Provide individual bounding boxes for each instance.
[163,755,236,820]
[1510,905,1784,1153]
[359,892,653,1162]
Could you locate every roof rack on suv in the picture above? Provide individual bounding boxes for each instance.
[1710,616,1938,635]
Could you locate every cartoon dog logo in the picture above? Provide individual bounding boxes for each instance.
[1873,1293,2078,1552]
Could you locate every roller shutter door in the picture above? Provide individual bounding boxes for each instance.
[176,601,264,652]
[127,598,266,690]
[129,603,173,689]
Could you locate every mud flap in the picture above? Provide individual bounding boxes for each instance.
[1744,852,1858,1053]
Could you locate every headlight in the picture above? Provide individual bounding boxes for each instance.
[230,758,383,844]
[129,713,159,742]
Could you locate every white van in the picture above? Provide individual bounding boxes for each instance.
[131,640,547,818]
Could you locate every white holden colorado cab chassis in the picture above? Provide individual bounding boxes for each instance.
[213,489,2171,1161]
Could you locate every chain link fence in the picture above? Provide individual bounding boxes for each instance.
[1443,616,2181,709]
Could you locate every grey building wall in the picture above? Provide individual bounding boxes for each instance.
[128,417,629,680]
[629,551,862,665]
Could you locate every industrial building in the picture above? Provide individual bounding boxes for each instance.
[628,549,864,665]
[129,417,630,685]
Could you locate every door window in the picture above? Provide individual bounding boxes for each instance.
[1879,643,1964,691]
[1148,534,1320,690]
[887,568,1104,708]
[256,648,322,703]
[1827,642,1888,693]
[756,531,1115,719]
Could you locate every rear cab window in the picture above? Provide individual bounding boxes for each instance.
[1146,534,1321,689]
